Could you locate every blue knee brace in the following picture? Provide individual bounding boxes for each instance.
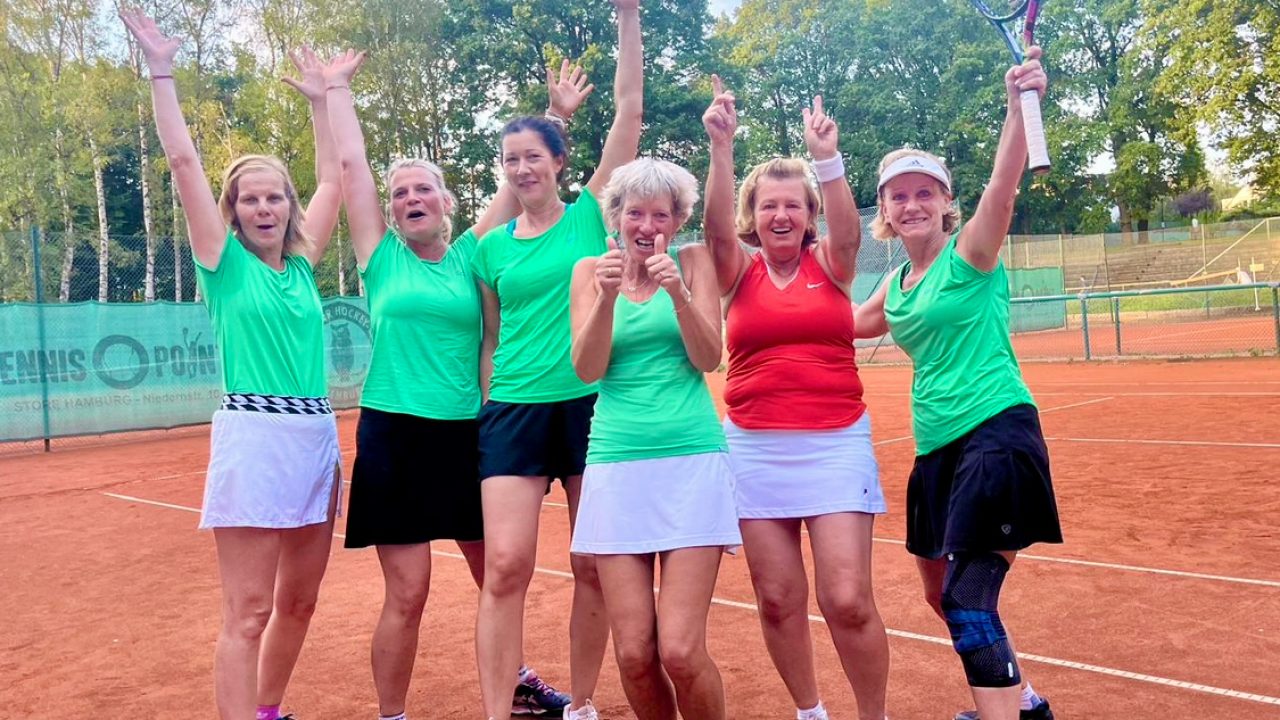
[940,553,1022,688]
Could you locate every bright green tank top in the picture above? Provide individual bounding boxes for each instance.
[586,262,726,464]
[883,232,1035,455]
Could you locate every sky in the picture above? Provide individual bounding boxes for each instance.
[709,0,743,16]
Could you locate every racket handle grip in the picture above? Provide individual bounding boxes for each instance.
[1019,89,1050,174]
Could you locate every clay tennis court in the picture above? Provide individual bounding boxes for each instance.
[2,358,1277,718]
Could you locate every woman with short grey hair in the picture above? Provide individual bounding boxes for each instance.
[568,157,739,720]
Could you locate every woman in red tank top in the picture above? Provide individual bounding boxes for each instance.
[702,77,889,720]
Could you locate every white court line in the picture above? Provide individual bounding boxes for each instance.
[872,396,1115,447]
[1034,391,1280,398]
[540,502,1279,587]
[1046,436,1280,450]
[1030,380,1280,387]
[708,597,1280,707]
[99,491,1280,708]
[144,470,208,482]
[873,391,1280,397]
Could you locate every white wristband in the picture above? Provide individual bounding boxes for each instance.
[812,154,845,183]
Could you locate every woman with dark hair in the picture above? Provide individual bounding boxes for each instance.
[121,10,342,720]
[471,2,643,718]
[324,52,593,720]
[856,47,1060,720]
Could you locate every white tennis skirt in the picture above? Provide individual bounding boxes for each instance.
[724,413,886,520]
[571,451,742,555]
[199,409,342,529]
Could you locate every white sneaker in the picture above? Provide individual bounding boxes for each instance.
[563,700,599,720]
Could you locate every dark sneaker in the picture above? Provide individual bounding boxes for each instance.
[954,699,1053,720]
[512,669,572,716]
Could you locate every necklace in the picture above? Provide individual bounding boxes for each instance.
[764,258,801,284]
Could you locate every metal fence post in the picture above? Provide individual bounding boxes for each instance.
[1080,296,1092,360]
[1272,286,1279,356]
[30,226,52,451]
[1112,296,1122,356]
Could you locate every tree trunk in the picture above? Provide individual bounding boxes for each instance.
[139,101,156,302]
[90,136,110,302]
[336,232,346,295]
[1117,202,1133,243]
[54,128,75,302]
[172,180,184,301]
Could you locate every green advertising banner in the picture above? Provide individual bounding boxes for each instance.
[1008,267,1067,333]
[0,298,373,442]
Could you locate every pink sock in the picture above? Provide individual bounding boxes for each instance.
[256,705,281,720]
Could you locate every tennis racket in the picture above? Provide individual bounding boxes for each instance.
[970,0,1050,174]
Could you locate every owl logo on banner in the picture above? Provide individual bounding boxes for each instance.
[322,299,372,405]
[331,325,355,382]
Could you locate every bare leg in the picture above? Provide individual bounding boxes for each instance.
[656,547,726,720]
[213,527,280,720]
[370,543,432,717]
[595,553,677,720]
[476,476,547,719]
[257,475,338,708]
[740,518,820,710]
[808,513,888,720]
[564,474,610,711]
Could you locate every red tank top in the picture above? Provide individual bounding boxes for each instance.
[724,249,866,430]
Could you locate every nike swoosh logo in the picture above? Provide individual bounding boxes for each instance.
[806,282,825,289]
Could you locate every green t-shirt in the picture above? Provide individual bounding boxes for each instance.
[587,271,726,464]
[195,233,327,398]
[359,229,482,419]
[883,232,1035,455]
[472,188,607,403]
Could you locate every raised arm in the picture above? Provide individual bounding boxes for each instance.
[282,47,341,266]
[806,96,858,288]
[321,50,384,269]
[584,0,643,197]
[479,282,500,402]
[473,61,595,238]
[570,240,623,383]
[853,275,891,339]
[646,237,722,372]
[702,75,747,295]
[958,45,1047,272]
[120,9,225,269]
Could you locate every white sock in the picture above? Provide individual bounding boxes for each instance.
[378,714,406,720]
[517,664,533,683]
[1021,681,1042,710]
[797,700,828,720]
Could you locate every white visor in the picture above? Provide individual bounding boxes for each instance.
[877,155,951,193]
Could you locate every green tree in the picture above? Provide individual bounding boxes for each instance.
[1147,0,1280,196]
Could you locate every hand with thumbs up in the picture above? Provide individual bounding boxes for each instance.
[643,234,691,307]
[595,237,625,298]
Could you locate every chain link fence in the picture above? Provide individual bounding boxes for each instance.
[0,228,361,304]
[2,211,1277,451]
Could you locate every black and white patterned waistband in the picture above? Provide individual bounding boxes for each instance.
[220,393,333,415]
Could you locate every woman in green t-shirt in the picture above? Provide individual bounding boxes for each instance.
[323,51,593,720]
[471,2,643,718]
[123,11,344,720]
[568,158,739,720]
[856,47,1062,720]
